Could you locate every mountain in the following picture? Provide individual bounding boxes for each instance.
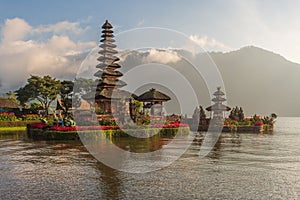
[117,46,300,117]
[210,46,300,117]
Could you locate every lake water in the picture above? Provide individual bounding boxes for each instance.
[1,117,300,199]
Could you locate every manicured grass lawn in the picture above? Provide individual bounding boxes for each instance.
[0,126,26,131]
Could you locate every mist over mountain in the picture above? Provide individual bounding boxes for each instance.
[210,46,300,117]
[5,45,299,117]
[117,46,300,117]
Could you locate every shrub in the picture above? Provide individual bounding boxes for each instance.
[0,112,17,121]
[22,114,39,121]
[238,120,251,126]
[0,121,34,127]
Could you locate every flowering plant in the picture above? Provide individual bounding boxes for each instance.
[30,122,46,129]
[150,122,188,128]
[48,125,124,132]
[49,126,77,131]
[254,121,263,126]
[22,114,39,121]
[0,112,17,121]
[32,122,189,132]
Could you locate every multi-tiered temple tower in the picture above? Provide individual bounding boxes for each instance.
[94,20,128,114]
[206,87,231,119]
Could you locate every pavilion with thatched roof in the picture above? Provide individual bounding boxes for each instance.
[137,88,171,116]
[0,98,19,110]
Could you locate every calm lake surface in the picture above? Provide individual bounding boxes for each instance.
[1,117,300,199]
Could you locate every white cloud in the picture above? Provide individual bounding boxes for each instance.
[1,18,32,43]
[143,49,181,64]
[34,21,88,35]
[0,18,96,92]
[189,35,232,52]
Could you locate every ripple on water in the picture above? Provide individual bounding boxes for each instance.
[1,118,300,199]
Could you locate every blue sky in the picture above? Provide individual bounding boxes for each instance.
[1,1,235,42]
[1,0,300,91]
[1,0,300,55]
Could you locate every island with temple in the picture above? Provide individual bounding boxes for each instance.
[26,20,189,140]
[189,87,276,133]
[22,20,277,140]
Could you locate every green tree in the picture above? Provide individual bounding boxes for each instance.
[16,75,61,116]
[234,106,239,118]
[229,107,235,120]
[6,91,19,104]
[29,102,42,113]
[238,107,245,121]
[133,99,143,113]
[73,77,95,108]
[271,113,277,119]
[73,77,95,95]
[15,84,33,106]
[60,80,74,117]
[199,106,207,120]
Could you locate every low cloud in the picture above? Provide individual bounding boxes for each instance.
[189,35,232,52]
[0,18,96,92]
[143,49,181,64]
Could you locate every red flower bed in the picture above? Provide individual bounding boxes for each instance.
[254,121,264,126]
[47,125,123,132]
[33,122,189,132]
[150,122,188,129]
[30,122,46,129]
[76,126,100,131]
[0,112,17,121]
[100,125,122,130]
[151,124,164,128]
[165,121,188,128]
[49,126,77,131]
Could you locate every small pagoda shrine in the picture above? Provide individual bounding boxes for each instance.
[84,20,132,115]
[206,87,231,119]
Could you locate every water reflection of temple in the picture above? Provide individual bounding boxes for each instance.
[192,132,242,160]
[96,162,122,199]
[110,135,173,153]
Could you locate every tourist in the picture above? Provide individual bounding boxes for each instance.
[53,113,58,126]
[58,113,64,126]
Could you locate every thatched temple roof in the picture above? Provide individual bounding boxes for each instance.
[137,88,171,102]
[83,89,136,101]
[0,98,19,109]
